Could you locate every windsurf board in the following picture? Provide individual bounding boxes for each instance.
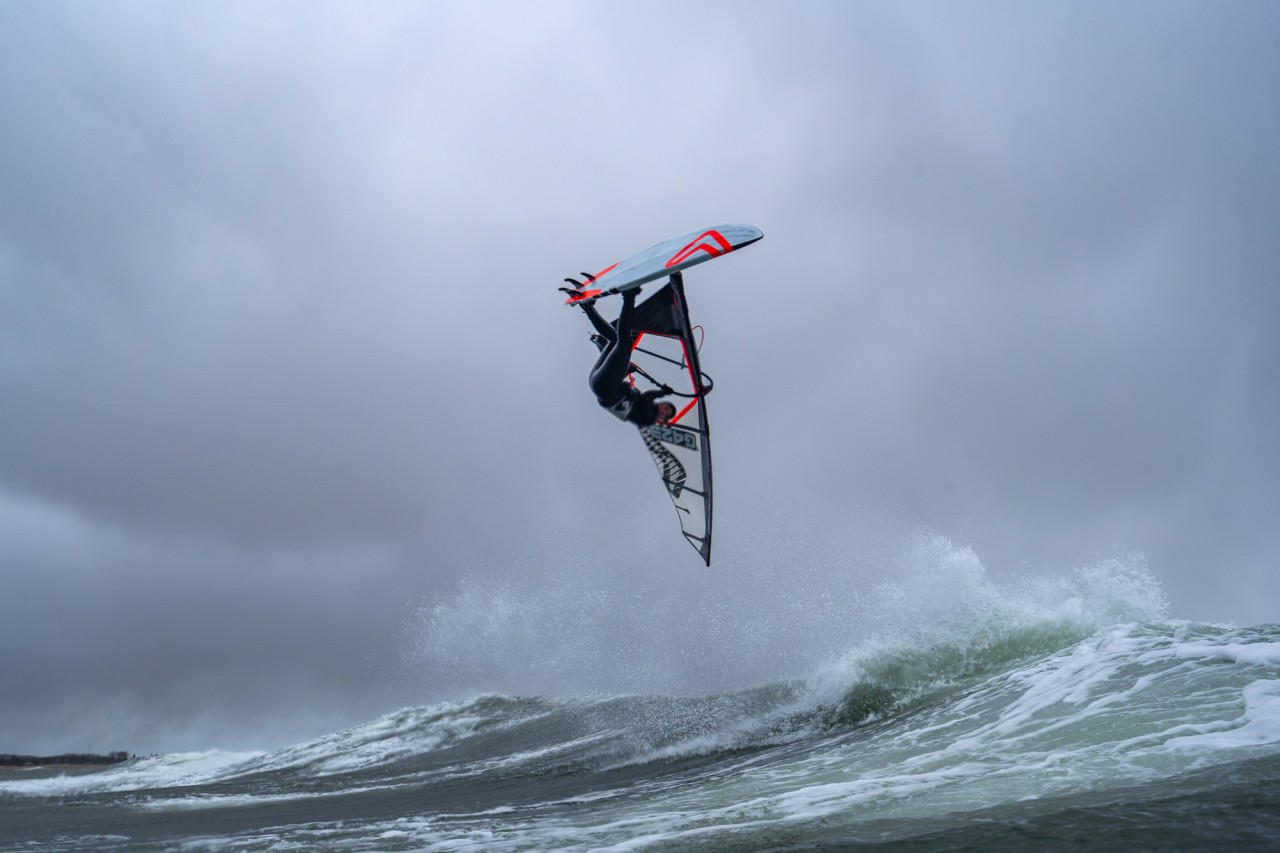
[564,224,762,304]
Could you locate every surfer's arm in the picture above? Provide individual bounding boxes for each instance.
[638,387,672,405]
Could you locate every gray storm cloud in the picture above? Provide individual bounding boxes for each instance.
[2,0,1278,754]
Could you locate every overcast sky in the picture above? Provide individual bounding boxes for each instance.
[3,0,1278,755]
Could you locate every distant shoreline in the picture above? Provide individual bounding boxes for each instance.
[0,752,131,769]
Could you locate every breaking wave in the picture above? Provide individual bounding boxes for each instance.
[7,538,1279,851]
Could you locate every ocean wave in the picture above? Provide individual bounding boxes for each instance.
[6,621,1280,850]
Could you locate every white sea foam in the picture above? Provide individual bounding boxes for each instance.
[251,701,491,777]
[1162,679,1280,752]
[136,789,362,811]
[0,750,261,797]
[1173,641,1280,667]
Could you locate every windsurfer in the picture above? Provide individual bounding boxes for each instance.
[578,289,676,426]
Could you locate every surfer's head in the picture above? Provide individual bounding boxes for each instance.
[655,401,677,424]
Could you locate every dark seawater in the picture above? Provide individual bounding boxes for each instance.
[4,617,1280,851]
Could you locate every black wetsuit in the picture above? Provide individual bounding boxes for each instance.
[584,290,667,426]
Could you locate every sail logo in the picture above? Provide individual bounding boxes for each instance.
[665,230,732,268]
[646,424,698,450]
[640,426,688,498]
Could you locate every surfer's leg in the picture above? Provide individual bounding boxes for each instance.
[589,337,633,401]
[613,288,638,342]
[588,291,637,401]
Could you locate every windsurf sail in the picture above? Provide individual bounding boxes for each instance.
[627,274,714,565]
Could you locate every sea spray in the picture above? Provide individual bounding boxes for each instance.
[400,558,872,700]
[403,532,1168,720]
[803,534,1170,720]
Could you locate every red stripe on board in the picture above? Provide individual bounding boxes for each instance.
[665,230,732,268]
[563,288,602,304]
